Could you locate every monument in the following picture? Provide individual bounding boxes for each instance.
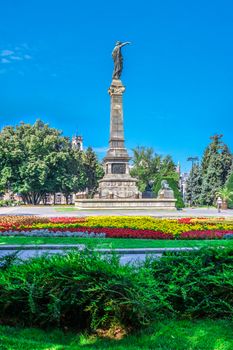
[75,41,176,209]
[97,41,139,199]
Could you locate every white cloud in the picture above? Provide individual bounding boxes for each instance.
[21,43,29,49]
[0,45,33,67]
[0,49,14,57]
[1,58,10,64]
[24,54,32,60]
[10,56,23,61]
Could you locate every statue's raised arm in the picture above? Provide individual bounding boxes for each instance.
[119,41,131,48]
[112,41,131,80]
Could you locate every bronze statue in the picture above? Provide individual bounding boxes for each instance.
[112,41,131,80]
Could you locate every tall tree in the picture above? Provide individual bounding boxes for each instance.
[0,120,85,204]
[185,163,202,206]
[226,171,233,209]
[82,147,104,198]
[58,149,86,204]
[130,146,177,192]
[200,135,232,205]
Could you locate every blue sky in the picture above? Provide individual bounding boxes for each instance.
[0,0,233,171]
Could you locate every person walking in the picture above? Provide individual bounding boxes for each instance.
[216,196,223,213]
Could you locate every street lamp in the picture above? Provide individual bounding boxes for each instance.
[187,156,199,206]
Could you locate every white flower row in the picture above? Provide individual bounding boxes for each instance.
[0,230,106,238]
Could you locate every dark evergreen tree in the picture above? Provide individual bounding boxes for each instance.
[200,135,232,205]
[221,144,233,182]
[226,172,233,209]
[185,163,202,206]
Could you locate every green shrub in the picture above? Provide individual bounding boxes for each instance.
[0,199,22,207]
[148,247,233,318]
[0,251,158,331]
[0,248,233,333]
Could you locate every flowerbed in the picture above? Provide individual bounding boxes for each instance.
[0,216,233,239]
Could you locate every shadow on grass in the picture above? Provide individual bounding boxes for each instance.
[0,319,232,350]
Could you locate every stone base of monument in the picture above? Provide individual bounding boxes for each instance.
[97,174,139,199]
[75,198,177,210]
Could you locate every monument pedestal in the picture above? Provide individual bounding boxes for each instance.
[75,198,176,209]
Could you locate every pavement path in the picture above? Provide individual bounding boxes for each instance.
[0,248,161,265]
[0,246,197,265]
[0,205,233,217]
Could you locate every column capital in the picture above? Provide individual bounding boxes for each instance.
[108,79,125,96]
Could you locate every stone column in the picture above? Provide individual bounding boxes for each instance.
[97,79,139,199]
[106,79,129,160]
[109,79,125,149]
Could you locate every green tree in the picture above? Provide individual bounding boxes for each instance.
[82,147,104,198]
[130,146,178,192]
[0,120,85,204]
[226,172,233,209]
[200,135,232,205]
[58,149,87,204]
[216,186,233,209]
[185,163,202,206]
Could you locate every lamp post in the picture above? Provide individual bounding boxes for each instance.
[187,156,199,206]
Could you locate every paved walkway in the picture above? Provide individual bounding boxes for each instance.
[0,246,197,265]
[0,205,233,217]
[0,249,160,265]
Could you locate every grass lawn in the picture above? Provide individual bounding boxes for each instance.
[0,236,233,248]
[0,319,232,350]
[54,207,77,212]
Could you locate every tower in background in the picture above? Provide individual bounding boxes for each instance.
[72,134,83,151]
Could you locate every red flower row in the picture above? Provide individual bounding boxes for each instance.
[179,230,233,239]
[177,217,225,224]
[49,217,86,223]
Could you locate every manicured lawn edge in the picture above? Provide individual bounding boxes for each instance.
[0,237,233,248]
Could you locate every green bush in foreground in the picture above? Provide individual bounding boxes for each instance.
[0,251,159,331]
[0,248,233,332]
[147,247,233,318]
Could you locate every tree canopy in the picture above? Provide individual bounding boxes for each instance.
[0,120,103,204]
[226,171,233,208]
[185,134,232,206]
[130,146,178,192]
[200,135,232,205]
[185,163,202,206]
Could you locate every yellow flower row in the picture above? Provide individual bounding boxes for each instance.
[76,216,233,235]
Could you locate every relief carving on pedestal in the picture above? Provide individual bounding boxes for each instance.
[108,85,125,96]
